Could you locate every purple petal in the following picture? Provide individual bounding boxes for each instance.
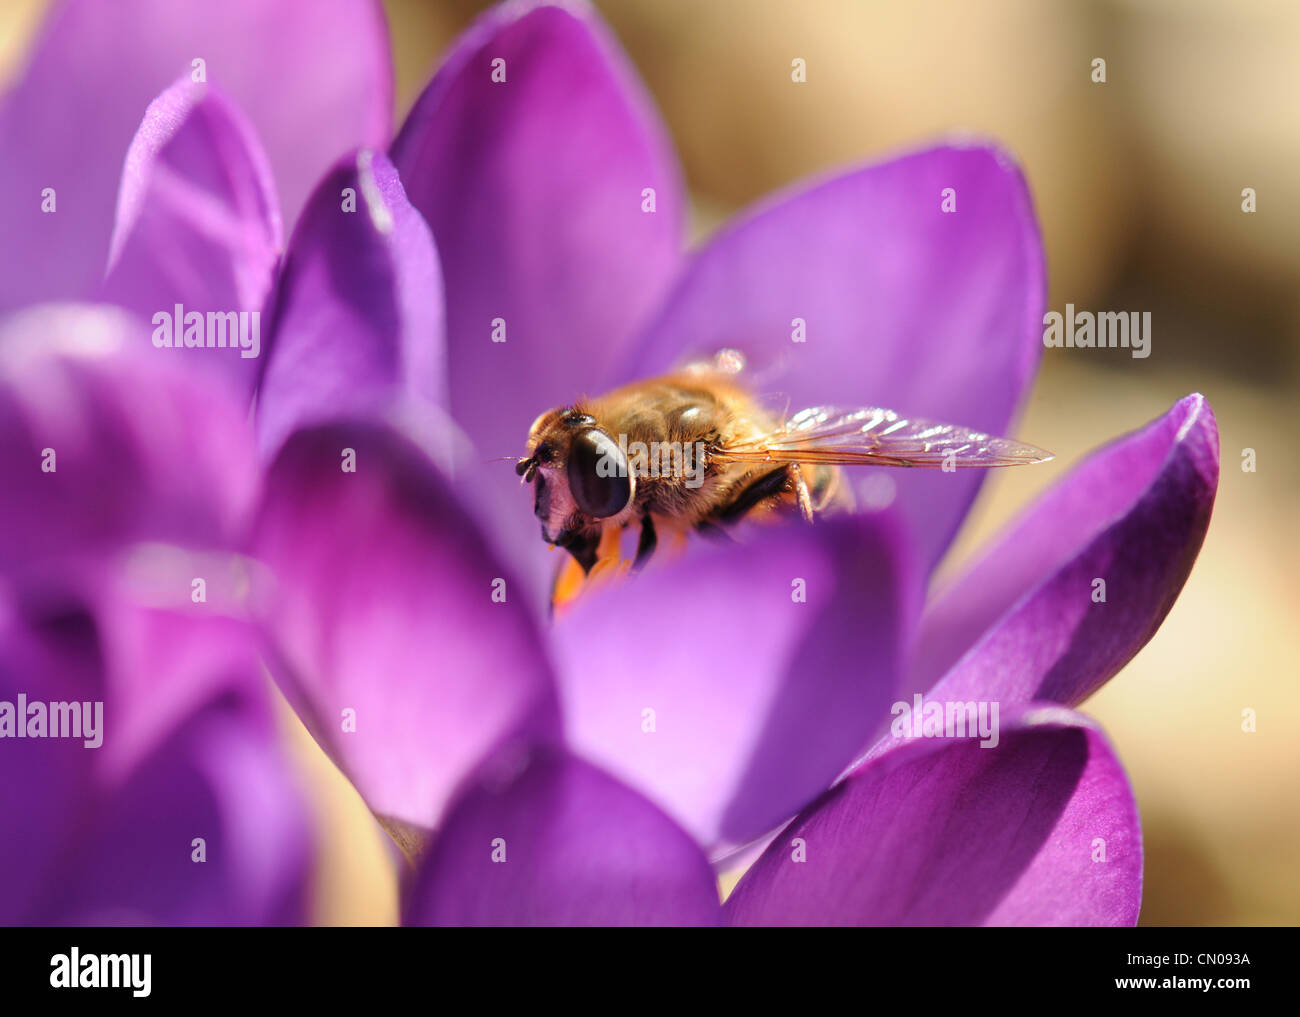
[0,307,260,583]
[100,78,281,399]
[908,393,1219,709]
[620,143,1046,574]
[1,580,312,926]
[0,0,392,308]
[251,421,559,831]
[550,510,920,851]
[47,694,311,926]
[391,0,685,597]
[0,588,99,921]
[405,745,720,926]
[256,150,444,459]
[725,705,1141,926]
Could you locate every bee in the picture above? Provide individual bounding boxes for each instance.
[516,352,1051,594]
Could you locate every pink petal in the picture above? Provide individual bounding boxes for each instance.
[251,420,559,831]
[551,510,920,852]
[391,0,685,601]
[725,705,1141,926]
[256,150,445,458]
[406,745,720,926]
[100,78,281,399]
[0,0,391,307]
[908,394,1219,709]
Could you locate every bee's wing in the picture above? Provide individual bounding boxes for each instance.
[717,406,1052,469]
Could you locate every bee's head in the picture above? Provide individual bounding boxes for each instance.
[517,407,635,570]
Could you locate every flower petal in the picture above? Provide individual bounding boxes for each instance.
[908,393,1219,708]
[550,510,920,852]
[100,78,281,399]
[0,0,391,308]
[0,581,312,926]
[405,744,720,926]
[620,143,1046,574]
[256,150,445,459]
[251,420,559,832]
[391,0,685,597]
[725,705,1141,926]
[0,589,99,922]
[0,306,260,583]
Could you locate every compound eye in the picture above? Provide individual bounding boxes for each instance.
[567,429,632,519]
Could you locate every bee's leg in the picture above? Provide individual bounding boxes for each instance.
[713,467,794,524]
[548,555,586,619]
[809,463,854,516]
[791,464,815,522]
[555,530,600,574]
[551,525,623,615]
[632,512,657,572]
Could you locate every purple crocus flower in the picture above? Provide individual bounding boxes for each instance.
[0,0,399,926]
[0,308,312,925]
[0,0,1219,926]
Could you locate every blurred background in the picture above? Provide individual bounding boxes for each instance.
[2,0,1296,924]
